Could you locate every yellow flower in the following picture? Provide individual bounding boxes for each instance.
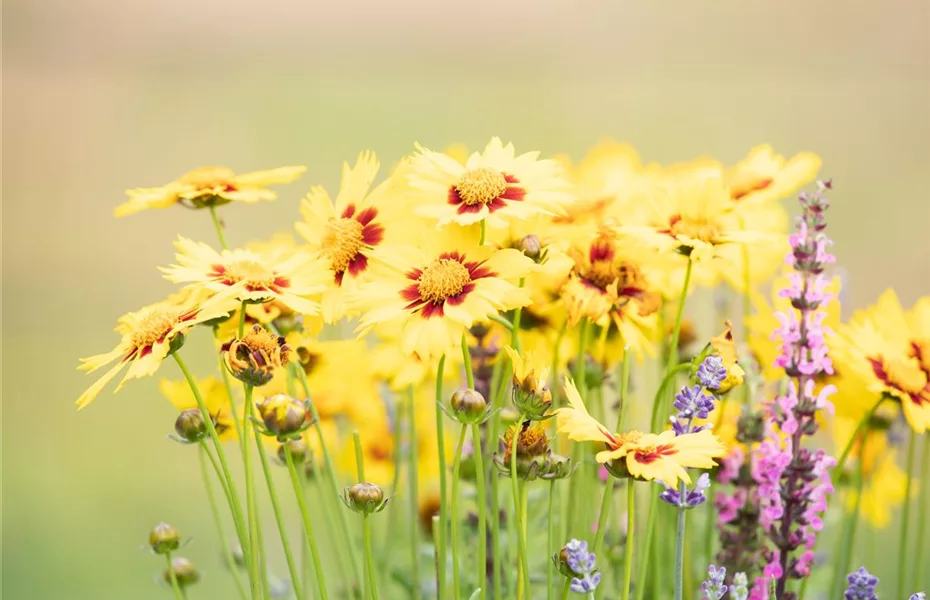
[115,165,306,217]
[555,378,725,487]
[835,290,930,432]
[619,172,771,268]
[561,227,661,357]
[295,152,408,323]
[160,376,236,440]
[161,237,331,316]
[723,145,821,206]
[407,137,574,227]
[354,226,534,361]
[710,321,745,393]
[76,294,235,409]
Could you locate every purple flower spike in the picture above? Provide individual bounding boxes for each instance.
[844,567,878,600]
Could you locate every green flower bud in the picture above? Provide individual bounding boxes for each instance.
[149,523,180,555]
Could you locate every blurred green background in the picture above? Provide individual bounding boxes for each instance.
[3,1,929,598]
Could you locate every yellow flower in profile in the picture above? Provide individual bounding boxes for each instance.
[354,226,534,361]
[561,227,661,357]
[555,378,726,487]
[159,376,237,441]
[619,172,769,265]
[295,152,408,323]
[723,145,821,206]
[115,165,306,217]
[407,137,574,227]
[834,290,930,433]
[76,294,235,409]
[161,237,332,316]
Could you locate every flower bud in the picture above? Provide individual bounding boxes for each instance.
[277,439,308,464]
[450,388,490,424]
[343,482,390,515]
[222,325,290,387]
[256,394,312,440]
[149,523,180,554]
[518,235,542,261]
[163,557,199,587]
[174,409,207,443]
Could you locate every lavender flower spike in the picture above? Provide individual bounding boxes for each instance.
[701,564,727,599]
[844,567,878,600]
[559,539,601,594]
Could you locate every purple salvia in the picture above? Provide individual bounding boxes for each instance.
[750,180,837,599]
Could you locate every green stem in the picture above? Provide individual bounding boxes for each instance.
[199,443,248,600]
[673,482,687,600]
[209,206,230,250]
[666,256,693,375]
[450,425,468,600]
[434,355,449,599]
[363,515,379,600]
[407,386,422,600]
[172,353,253,593]
[472,422,488,600]
[622,481,635,600]
[547,480,556,600]
[165,552,184,600]
[913,434,930,592]
[284,445,329,600]
[832,455,865,599]
[293,364,362,591]
[511,278,526,353]
[253,419,304,600]
[897,428,918,599]
[461,333,475,389]
[510,420,531,599]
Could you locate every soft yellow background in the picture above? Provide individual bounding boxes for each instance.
[3,1,929,598]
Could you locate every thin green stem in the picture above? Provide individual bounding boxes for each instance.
[461,333,475,389]
[294,364,362,590]
[673,482,687,600]
[666,256,693,375]
[511,279,526,352]
[284,445,329,600]
[832,455,865,599]
[434,355,449,599]
[407,386,422,600]
[165,552,184,600]
[450,424,468,600]
[622,481,635,600]
[363,515,379,600]
[253,420,304,600]
[472,422,488,600]
[913,434,930,592]
[547,480,556,600]
[509,421,531,599]
[897,428,918,599]
[199,444,248,600]
[172,352,253,593]
[209,206,230,250]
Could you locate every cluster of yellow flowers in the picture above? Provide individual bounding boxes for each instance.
[77,137,927,535]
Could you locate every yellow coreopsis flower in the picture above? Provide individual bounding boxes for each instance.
[619,172,771,270]
[834,290,930,433]
[161,237,332,316]
[295,152,409,323]
[555,378,726,487]
[160,376,237,440]
[561,227,662,357]
[76,294,236,409]
[406,137,574,228]
[723,145,821,206]
[115,165,306,217]
[354,226,534,361]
